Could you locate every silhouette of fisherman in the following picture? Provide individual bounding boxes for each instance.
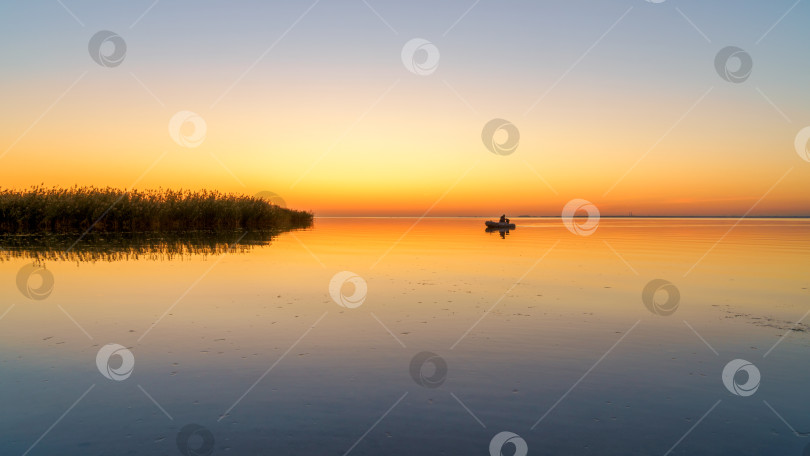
[498,214,510,224]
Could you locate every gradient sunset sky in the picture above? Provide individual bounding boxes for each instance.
[1,1,808,216]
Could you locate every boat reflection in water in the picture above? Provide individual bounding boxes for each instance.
[485,226,513,239]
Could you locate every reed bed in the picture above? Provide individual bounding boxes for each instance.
[0,187,313,233]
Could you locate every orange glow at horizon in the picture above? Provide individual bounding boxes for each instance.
[1,71,808,216]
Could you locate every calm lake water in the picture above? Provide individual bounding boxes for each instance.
[2,218,809,455]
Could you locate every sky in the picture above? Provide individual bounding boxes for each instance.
[0,0,809,216]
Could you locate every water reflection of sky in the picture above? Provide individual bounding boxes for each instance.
[1,218,808,455]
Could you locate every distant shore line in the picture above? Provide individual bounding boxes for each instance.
[314,215,810,219]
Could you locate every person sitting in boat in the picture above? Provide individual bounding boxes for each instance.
[499,214,510,224]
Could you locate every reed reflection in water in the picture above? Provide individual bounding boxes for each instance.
[0,230,294,263]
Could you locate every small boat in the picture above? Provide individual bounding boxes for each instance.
[485,221,516,229]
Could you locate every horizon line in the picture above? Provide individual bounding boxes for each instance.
[313,215,810,219]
